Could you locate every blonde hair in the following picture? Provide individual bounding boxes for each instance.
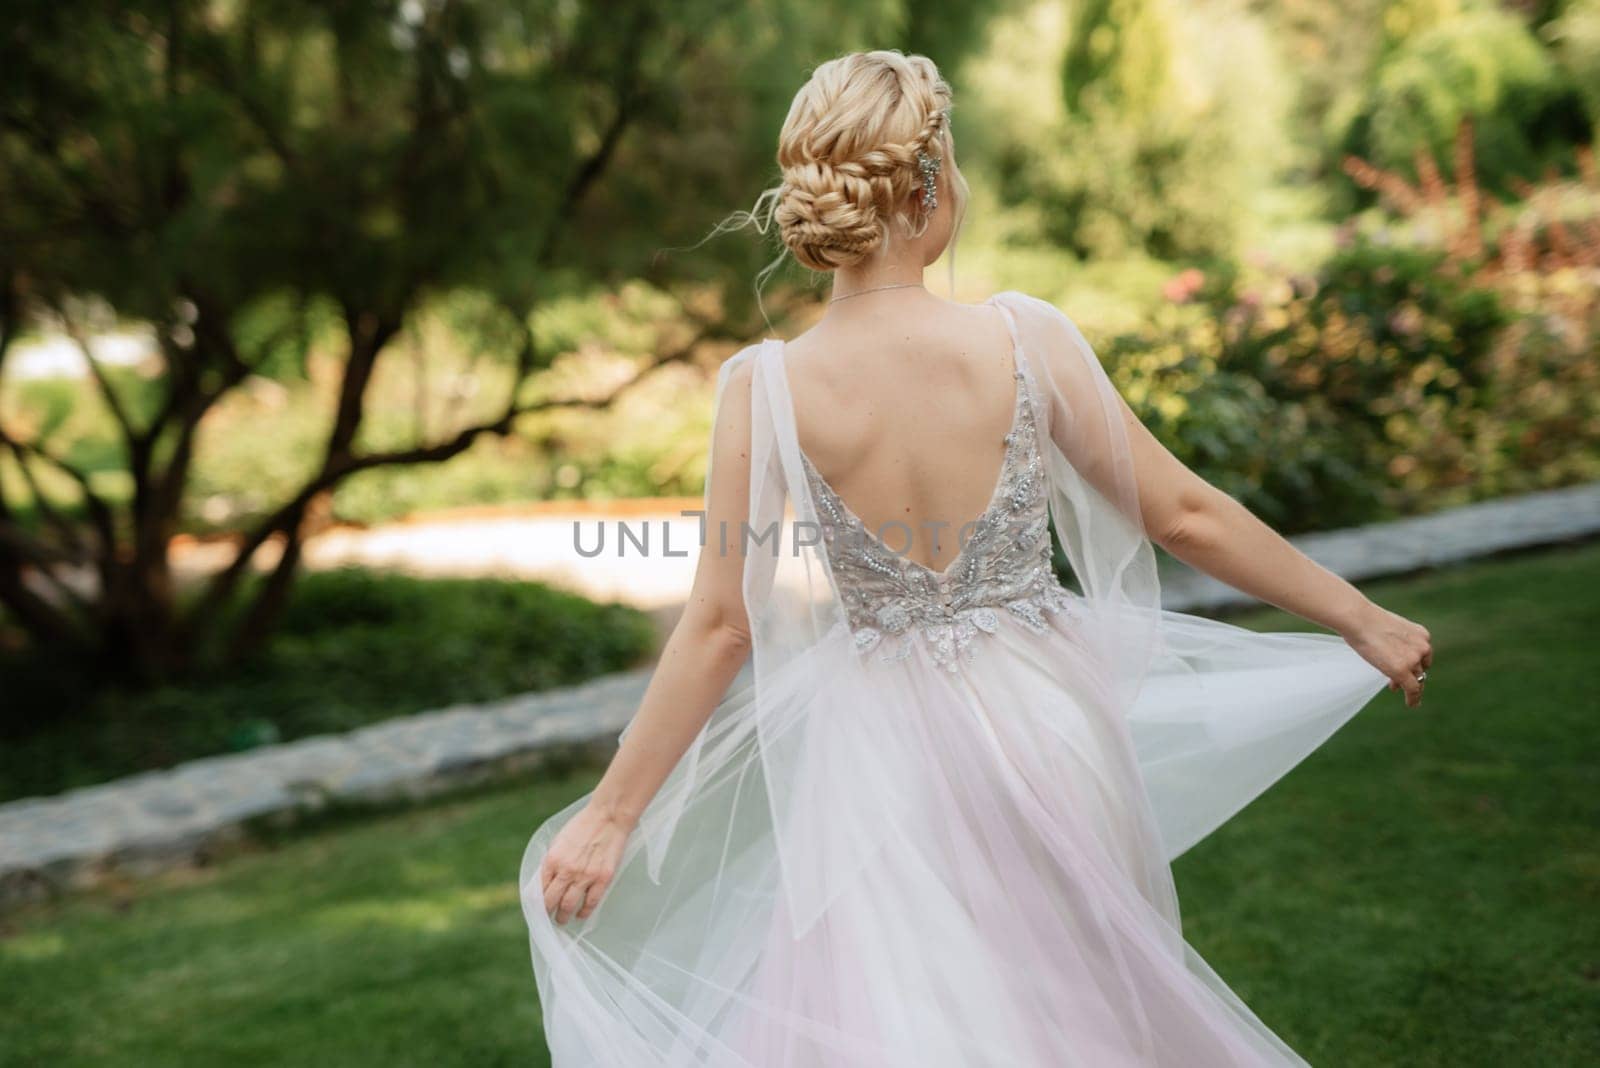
[699,50,968,305]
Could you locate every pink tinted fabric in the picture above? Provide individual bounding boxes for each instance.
[520,291,1388,1065]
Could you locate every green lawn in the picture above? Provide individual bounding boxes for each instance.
[1,541,1596,1066]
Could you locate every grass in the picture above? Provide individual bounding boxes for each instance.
[0,540,1596,1065]
[0,771,580,1068]
[1173,539,1600,1064]
[0,568,657,802]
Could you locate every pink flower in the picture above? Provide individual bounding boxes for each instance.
[1162,268,1206,303]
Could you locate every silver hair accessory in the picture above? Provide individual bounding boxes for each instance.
[916,148,942,214]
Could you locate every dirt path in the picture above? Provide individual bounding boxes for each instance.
[170,499,711,629]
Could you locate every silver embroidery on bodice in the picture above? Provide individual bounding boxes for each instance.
[799,357,1077,672]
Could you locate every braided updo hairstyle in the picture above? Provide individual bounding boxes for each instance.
[769,51,960,271]
[700,50,967,296]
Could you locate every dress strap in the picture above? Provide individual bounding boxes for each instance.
[990,293,1028,380]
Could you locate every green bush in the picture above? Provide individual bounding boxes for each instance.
[1101,302,1383,533]
[1219,240,1512,519]
[1024,93,1247,263]
[1336,10,1594,196]
[0,569,658,801]
[997,0,1291,266]
[1098,236,1598,531]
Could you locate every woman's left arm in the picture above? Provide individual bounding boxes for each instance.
[540,357,757,926]
[1109,390,1433,706]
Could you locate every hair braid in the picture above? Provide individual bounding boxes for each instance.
[767,51,958,272]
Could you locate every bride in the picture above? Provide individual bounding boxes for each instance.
[521,50,1432,1066]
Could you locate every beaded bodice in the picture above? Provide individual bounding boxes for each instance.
[798,355,1077,672]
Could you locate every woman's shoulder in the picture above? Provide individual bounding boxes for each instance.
[720,337,774,375]
[988,288,1066,318]
[989,290,1089,346]
[708,340,768,411]
[723,290,1067,370]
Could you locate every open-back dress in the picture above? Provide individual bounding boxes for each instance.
[519,290,1389,1066]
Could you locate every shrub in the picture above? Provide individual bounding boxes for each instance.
[1336,10,1594,198]
[0,569,657,801]
[1098,235,1598,531]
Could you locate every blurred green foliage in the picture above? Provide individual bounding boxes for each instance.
[3,0,1592,498]
[1336,8,1594,198]
[997,0,1290,263]
[1062,0,1173,118]
[2,0,1011,681]
[1099,236,1599,532]
[4,0,1596,544]
[1547,0,1600,120]
[2,0,1598,727]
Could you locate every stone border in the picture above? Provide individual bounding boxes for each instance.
[1159,481,1600,611]
[4,481,1598,908]
[0,668,660,908]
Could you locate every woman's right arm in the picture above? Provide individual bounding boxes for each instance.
[537,356,758,926]
[1114,392,1433,707]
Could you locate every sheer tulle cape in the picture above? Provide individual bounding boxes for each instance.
[519,290,1389,1065]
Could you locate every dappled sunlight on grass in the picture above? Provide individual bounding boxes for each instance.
[0,929,66,963]
[315,883,519,935]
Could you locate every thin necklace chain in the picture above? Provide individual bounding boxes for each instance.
[828,281,926,304]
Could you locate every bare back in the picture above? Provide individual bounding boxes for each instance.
[784,294,1020,573]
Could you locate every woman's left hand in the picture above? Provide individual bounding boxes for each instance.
[539,802,634,926]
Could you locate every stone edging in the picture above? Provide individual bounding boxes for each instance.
[1159,481,1600,610]
[4,481,1598,907]
[0,668,657,908]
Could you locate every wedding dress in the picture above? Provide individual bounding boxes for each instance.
[519,290,1390,1066]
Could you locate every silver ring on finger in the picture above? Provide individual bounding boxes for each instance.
[1415,669,1428,683]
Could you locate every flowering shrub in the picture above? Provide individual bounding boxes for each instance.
[1098,237,1599,532]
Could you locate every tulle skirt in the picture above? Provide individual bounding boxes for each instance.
[520,593,1388,1066]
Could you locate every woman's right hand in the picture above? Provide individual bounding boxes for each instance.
[539,802,634,926]
[1340,600,1434,708]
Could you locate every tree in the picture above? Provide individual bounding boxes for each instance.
[0,0,781,689]
[1062,0,1172,120]
[0,0,1006,699]
[1335,8,1594,198]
